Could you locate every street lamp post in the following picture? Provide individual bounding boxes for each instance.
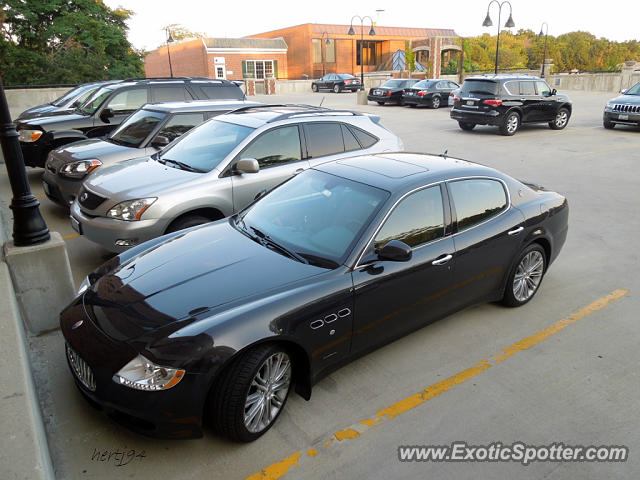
[0,74,50,246]
[165,27,174,78]
[482,1,515,74]
[347,16,376,90]
[320,31,330,77]
[539,22,549,77]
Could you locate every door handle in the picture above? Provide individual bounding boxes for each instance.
[294,168,304,175]
[508,226,524,236]
[432,254,453,266]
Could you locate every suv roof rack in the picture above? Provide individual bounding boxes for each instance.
[122,77,218,82]
[225,104,364,123]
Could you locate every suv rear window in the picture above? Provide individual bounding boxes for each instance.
[460,80,499,96]
[198,85,245,100]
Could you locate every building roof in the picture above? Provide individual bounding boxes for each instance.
[310,23,458,38]
[203,37,288,50]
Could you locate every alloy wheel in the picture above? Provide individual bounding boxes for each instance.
[512,250,545,302]
[555,111,568,128]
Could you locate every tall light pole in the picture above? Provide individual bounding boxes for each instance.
[347,16,376,90]
[482,0,515,74]
[539,22,549,77]
[165,27,174,78]
[320,31,330,77]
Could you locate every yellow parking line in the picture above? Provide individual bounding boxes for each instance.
[62,233,79,240]
[245,289,630,480]
[35,194,46,199]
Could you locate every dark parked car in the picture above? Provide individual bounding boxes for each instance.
[17,78,246,168]
[311,73,361,93]
[42,99,260,207]
[450,75,572,135]
[367,78,420,105]
[403,79,459,108]
[16,80,123,120]
[61,152,568,441]
[603,81,640,129]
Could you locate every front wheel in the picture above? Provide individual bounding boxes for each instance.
[502,244,547,307]
[311,84,318,92]
[209,344,292,442]
[458,122,476,131]
[333,84,341,93]
[549,108,570,130]
[165,214,211,233]
[430,96,441,109]
[500,111,520,136]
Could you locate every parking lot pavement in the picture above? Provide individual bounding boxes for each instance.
[3,89,640,479]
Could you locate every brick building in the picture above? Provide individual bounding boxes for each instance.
[249,23,460,79]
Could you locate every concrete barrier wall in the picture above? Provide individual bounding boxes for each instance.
[6,88,71,121]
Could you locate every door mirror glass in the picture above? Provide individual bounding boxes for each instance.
[235,158,260,174]
[551,88,557,96]
[378,240,412,262]
[621,88,628,94]
[99,107,114,123]
[151,135,170,148]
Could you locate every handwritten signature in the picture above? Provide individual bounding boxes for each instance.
[91,448,146,467]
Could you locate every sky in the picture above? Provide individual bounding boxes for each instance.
[103,0,640,52]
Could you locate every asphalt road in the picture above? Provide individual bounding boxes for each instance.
[2,90,639,479]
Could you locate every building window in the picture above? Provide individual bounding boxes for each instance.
[312,39,336,64]
[356,40,381,66]
[243,60,277,79]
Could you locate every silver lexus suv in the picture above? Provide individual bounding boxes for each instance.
[70,105,404,252]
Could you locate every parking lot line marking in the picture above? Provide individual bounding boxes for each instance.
[62,233,79,240]
[35,194,45,199]
[245,289,629,480]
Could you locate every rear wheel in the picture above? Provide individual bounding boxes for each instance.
[333,84,341,93]
[458,122,476,131]
[311,84,318,92]
[377,101,385,105]
[165,214,211,233]
[430,96,441,109]
[500,111,520,136]
[549,108,569,130]
[209,344,292,442]
[502,244,547,307]
[408,103,417,108]
[603,118,615,129]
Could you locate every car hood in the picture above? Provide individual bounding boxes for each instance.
[84,156,197,198]
[52,138,139,164]
[17,110,90,129]
[608,94,640,105]
[16,103,57,120]
[83,220,326,341]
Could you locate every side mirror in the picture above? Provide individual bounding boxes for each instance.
[621,88,628,94]
[551,88,557,96]
[151,135,170,148]
[378,240,412,262]
[99,107,114,123]
[235,158,259,174]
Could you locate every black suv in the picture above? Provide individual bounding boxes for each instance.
[450,75,572,136]
[17,77,245,167]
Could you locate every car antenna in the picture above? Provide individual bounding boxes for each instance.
[319,96,325,107]
[440,149,448,159]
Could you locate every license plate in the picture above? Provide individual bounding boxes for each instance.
[466,100,475,106]
[70,216,82,235]
[408,92,414,96]
[618,114,629,120]
[42,180,50,196]
[374,90,382,95]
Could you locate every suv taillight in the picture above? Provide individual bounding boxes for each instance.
[483,99,503,107]
[387,90,392,96]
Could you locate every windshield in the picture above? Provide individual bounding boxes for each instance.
[413,80,436,89]
[625,82,640,95]
[381,79,406,88]
[239,169,389,267]
[461,80,498,96]
[109,109,166,147]
[51,84,94,107]
[77,87,115,115]
[337,74,355,80]
[159,119,253,172]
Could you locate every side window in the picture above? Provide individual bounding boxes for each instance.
[341,124,361,152]
[374,186,445,251]
[305,123,345,157]
[152,86,190,102]
[199,85,243,100]
[536,81,551,96]
[448,179,507,231]
[156,113,205,142]
[449,82,459,89]
[240,126,302,168]
[106,88,148,114]
[350,126,378,149]
[519,81,536,95]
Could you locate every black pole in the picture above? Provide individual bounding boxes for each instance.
[541,25,549,77]
[0,75,50,246]
[494,8,501,74]
[166,28,174,78]
[360,27,364,87]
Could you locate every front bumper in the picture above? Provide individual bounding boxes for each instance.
[603,110,640,126]
[42,169,83,207]
[450,107,501,126]
[70,201,167,253]
[19,138,51,168]
[60,298,208,439]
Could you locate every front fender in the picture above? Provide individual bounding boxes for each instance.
[49,129,88,144]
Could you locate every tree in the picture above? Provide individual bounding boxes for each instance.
[0,0,144,85]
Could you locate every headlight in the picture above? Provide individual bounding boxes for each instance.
[106,198,156,221]
[59,159,102,178]
[77,276,91,295]
[113,354,185,391]
[18,129,43,142]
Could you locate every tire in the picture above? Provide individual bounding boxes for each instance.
[502,243,547,307]
[549,107,570,130]
[408,103,417,108]
[165,214,211,233]
[209,344,293,442]
[430,96,441,109]
[311,84,318,92]
[458,122,476,131]
[333,84,341,93]
[500,111,520,136]
[377,101,385,105]
[603,118,615,129]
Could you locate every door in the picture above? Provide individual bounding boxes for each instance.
[230,125,309,211]
[92,88,149,137]
[518,81,545,122]
[535,80,557,121]
[351,185,456,354]
[215,65,226,79]
[447,178,525,305]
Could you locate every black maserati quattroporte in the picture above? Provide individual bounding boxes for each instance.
[61,153,568,441]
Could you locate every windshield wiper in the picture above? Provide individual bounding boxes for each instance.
[298,252,338,269]
[161,158,205,173]
[249,226,309,264]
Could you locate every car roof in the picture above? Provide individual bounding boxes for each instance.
[213,104,367,128]
[314,152,502,192]
[464,74,542,82]
[142,100,261,113]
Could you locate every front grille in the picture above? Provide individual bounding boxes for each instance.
[66,343,96,391]
[77,187,106,210]
[613,104,640,113]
